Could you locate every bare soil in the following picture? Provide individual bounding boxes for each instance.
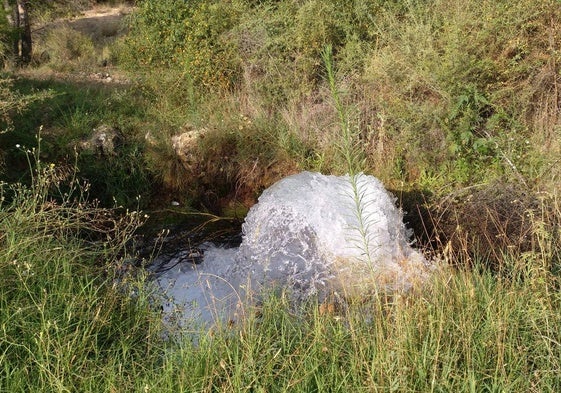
[33,5,133,40]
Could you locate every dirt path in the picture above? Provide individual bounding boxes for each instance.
[39,5,133,43]
[16,4,134,85]
[33,5,133,40]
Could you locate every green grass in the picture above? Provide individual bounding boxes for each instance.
[1,76,154,207]
[83,0,557,221]
[1,146,560,391]
[1,1,561,390]
[198,266,561,392]
[0,152,163,392]
[2,0,560,206]
[5,210,561,392]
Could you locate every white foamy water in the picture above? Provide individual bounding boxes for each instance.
[153,172,432,328]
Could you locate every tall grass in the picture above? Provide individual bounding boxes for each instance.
[3,215,561,392]
[0,141,163,392]
[3,137,559,393]
[1,127,560,393]
[322,43,380,274]
[1,76,154,207]
[187,262,561,392]
[117,0,561,198]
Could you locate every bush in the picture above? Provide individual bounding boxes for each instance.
[120,0,245,91]
[116,0,561,204]
[0,6,15,66]
[358,0,561,184]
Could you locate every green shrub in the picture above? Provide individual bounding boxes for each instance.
[121,0,245,91]
[117,0,561,199]
[356,0,561,185]
[0,6,15,66]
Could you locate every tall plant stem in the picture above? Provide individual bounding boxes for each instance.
[321,45,359,176]
[322,45,375,271]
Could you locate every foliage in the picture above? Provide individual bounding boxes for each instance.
[1,1,561,390]
[1,76,44,132]
[358,0,561,185]
[2,151,560,390]
[0,6,15,65]
[120,0,246,91]
[4,0,561,208]
[78,143,152,207]
[0,75,53,174]
[1,77,153,208]
[118,0,561,191]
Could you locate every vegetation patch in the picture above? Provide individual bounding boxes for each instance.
[0,1,561,390]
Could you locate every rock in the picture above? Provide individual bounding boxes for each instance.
[171,126,207,168]
[79,124,122,156]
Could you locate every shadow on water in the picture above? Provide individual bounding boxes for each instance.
[136,186,438,278]
[389,187,439,252]
[134,209,243,274]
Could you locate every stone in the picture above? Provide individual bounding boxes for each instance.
[79,124,122,156]
[171,126,207,168]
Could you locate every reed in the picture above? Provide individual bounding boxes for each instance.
[322,44,379,273]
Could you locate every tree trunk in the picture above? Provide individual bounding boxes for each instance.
[10,0,20,60]
[17,0,31,65]
[5,0,32,65]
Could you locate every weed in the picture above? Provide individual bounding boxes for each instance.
[3,2,561,388]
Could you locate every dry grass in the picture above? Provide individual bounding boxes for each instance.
[30,3,132,72]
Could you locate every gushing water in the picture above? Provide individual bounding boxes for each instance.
[152,172,431,328]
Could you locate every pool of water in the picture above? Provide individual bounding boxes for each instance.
[144,172,433,330]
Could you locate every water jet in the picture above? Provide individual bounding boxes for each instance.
[152,172,432,328]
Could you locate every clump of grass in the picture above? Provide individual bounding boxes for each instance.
[1,75,155,207]
[133,258,559,392]
[40,26,97,71]
[135,71,301,210]
[0,137,165,392]
[0,75,53,133]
